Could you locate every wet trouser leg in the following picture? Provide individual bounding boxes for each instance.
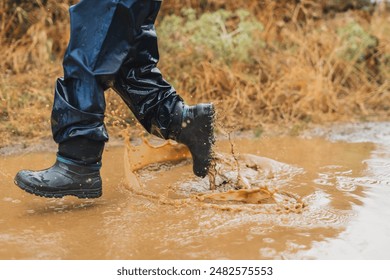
[51,0,161,164]
[112,0,183,139]
[111,1,215,178]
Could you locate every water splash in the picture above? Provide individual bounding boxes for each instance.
[124,136,306,214]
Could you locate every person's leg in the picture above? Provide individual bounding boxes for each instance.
[112,0,215,177]
[14,0,152,198]
[14,0,215,199]
[53,0,152,153]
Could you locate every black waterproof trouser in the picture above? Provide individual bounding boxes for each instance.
[51,0,182,163]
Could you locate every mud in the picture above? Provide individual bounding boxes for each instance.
[1,122,390,259]
[126,137,306,214]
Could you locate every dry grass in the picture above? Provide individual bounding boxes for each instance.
[158,1,390,129]
[0,0,389,147]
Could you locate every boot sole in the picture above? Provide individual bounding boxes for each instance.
[14,178,102,199]
[193,103,216,178]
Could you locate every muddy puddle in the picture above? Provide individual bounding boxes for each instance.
[0,122,390,259]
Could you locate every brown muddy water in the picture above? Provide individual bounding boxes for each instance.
[0,122,390,260]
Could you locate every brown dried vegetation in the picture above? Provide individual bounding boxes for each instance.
[0,0,389,147]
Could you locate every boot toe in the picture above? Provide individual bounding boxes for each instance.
[14,170,30,186]
[14,170,39,196]
[15,170,44,186]
[193,158,211,178]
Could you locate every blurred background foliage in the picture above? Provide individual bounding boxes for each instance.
[0,0,389,147]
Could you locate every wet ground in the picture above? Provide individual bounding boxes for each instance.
[0,122,389,259]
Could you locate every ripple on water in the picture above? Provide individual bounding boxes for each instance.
[122,133,387,259]
[335,176,358,192]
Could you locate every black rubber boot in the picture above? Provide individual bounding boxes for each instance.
[14,157,102,199]
[14,137,104,199]
[168,102,215,178]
